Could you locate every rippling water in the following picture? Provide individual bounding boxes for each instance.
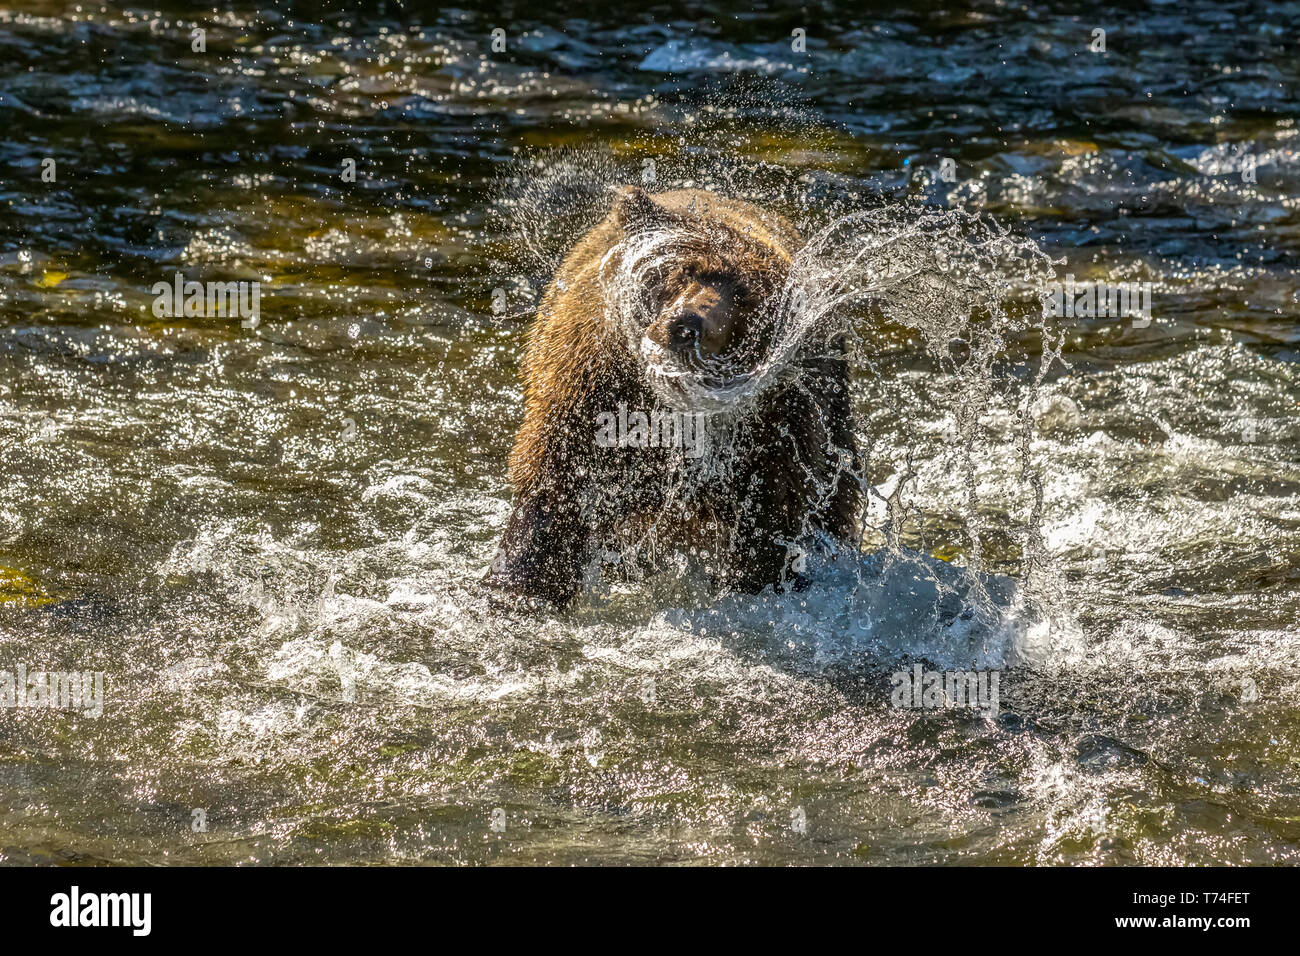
[1,1,1297,865]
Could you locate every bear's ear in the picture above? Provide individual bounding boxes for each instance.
[610,185,681,233]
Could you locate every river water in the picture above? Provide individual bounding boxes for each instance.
[0,1,1297,864]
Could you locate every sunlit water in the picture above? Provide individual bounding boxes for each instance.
[0,1,1297,865]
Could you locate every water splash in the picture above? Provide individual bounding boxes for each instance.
[579,179,1068,637]
[772,203,1067,626]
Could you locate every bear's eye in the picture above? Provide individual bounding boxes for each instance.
[730,282,763,308]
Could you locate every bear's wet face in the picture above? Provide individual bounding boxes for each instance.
[611,188,786,393]
[638,252,782,403]
[643,268,763,370]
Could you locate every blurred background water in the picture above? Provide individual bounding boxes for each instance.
[0,0,1297,864]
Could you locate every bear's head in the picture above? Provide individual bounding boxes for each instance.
[608,187,792,408]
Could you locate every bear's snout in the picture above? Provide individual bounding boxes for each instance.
[647,283,740,361]
[663,312,702,349]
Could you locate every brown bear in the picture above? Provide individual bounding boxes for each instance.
[487,185,860,607]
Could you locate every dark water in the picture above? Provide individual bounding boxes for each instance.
[0,1,1297,864]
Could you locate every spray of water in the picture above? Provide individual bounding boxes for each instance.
[765,203,1066,628]
[500,146,1068,654]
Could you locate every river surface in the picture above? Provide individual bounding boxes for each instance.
[0,1,1297,865]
